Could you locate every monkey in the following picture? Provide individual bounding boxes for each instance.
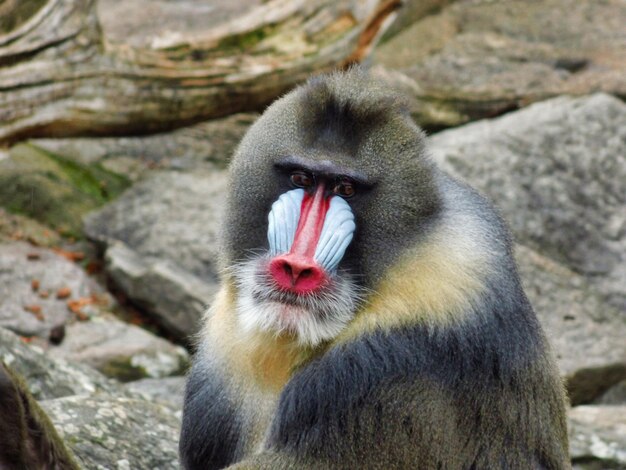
[179,68,570,469]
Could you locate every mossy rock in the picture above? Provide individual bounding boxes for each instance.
[100,357,151,383]
[99,354,188,383]
[0,144,130,237]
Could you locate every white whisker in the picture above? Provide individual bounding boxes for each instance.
[231,255,363,346]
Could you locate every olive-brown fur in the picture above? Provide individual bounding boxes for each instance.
[180,68,570,469]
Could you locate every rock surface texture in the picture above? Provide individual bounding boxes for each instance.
[569,405,626,469]
[0,327,117,401]
[1,326,183,467]
[49,314,189,381]
[0,144,129,236]
[375,0,626,128]
[29,113,258,177]
[124,376,186,411]
[0,242,103,338]
[515,245,626,405]
[42,394,181,470]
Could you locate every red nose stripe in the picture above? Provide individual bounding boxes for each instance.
[268,184,331,294]
[290,183,330,257]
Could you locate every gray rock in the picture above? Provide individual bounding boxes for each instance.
[124,376,186,411]
[30,113,257,176]
[104,241,216,339]
[426,94,626,403]
[0,242,104,338]
[594,380,626,406]
[374,0,626,128]
[85,170,226,283]
[1,325,183,468]
[381,0,455,41]
[49,314,189,382]
[569,405,626,468]
[41,394,181,470]
[0,327,117,400]
[429,94,626,311]
[84,170,227,338]
[516,245,626,405]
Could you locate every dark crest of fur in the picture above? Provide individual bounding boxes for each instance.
[298,69,411,155]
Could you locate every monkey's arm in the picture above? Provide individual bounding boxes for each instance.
[0,362,81,469]
[227,323,569,470]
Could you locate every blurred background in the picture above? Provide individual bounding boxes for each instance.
[0,0,624,468]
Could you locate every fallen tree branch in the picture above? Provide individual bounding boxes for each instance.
[0,0,400,144]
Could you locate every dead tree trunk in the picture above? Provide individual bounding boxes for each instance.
[0,0,400,144]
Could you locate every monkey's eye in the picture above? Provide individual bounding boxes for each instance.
[290,171,315,188]
[333,178,356,198]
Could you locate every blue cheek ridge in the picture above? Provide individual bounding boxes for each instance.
[267,189,304,256]
[314,197,356,272]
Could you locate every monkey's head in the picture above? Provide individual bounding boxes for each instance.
[224,68,441,346]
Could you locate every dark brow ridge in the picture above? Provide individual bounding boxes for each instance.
[274,155,374,187]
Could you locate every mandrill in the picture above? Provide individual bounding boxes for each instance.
[180,68,570,469]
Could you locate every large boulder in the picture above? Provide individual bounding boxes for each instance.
[516,245,626,405]
[103,242,216,340]
[374,0,626,128]
[1,326,182,468]
[0,144,129,236]
[41,394,181,469]
[84,171,227,338]
[429,93,626,310]
[85,170,226,285]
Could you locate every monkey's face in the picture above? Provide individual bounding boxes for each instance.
[230,157,365,346]
[224,71,440,346]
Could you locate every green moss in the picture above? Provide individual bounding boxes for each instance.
[217,26,274,52]
[0,144,130,237]
[39,146,129,202]
[100,358,148,383]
